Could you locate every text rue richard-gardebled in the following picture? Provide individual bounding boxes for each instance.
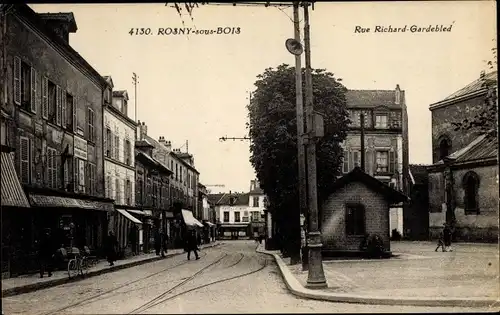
[354,24,454,34]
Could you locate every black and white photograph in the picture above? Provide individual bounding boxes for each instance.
[0,1,498,314]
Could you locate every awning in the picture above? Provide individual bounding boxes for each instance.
[205,222,216,227]
[29,194,114,211]
[116,209,142,225]
[181,209,204,227]
[127,209,152,216]
[220,224,249,228]
[1,152,30,208]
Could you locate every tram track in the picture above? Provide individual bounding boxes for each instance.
[133,255,269,314]
[42,251,210,315]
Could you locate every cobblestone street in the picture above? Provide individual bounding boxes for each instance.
[2,241,496,314]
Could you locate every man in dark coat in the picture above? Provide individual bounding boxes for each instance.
[443,224,453,252]
[154,229,162,256]
[105,231,118,266]
[186,230,199,260]
[38,228,56,278]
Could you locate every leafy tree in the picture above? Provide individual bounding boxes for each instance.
[247,64,349,257]
[452,44,497,138]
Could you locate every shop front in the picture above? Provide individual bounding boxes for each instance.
[113,207,143,257]
[218,223,251,240]
[1,148,32,278]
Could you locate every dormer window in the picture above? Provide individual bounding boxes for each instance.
[375,114,388,129]
[104,88,111,103]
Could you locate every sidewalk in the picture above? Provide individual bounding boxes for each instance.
[2,241,222,297]
[257,242,499,308]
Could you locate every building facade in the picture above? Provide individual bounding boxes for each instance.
[1,5,113,276]
[427,71,498,242]
[341,86,410,235]
[210,180,267,240]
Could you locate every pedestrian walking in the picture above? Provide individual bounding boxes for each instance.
[37,228,56,278]
[154,229,162,256]
[161,230,168,257]
[105,231,118,266]
[443,223,453,252]
[186,230,199,260]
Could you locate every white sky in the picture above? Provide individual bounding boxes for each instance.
[31,1,497,193]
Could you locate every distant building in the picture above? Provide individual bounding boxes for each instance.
[321,167,408,255]
[427,71,498,242]
[342,86,410,236]
[209,180,267,240]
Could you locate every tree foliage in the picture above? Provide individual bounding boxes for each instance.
[247,64,349,213]
[452,45,498,137]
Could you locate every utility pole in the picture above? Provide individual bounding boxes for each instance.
[303,1,327,289]
[132,72,138,122]
[360,113,365,171]
[291,1,307,268]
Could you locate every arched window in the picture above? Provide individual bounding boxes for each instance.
[438,136,452,161]
[462,171,480,214]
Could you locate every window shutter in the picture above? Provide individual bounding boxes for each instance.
[30,68,37,113]
[348,151,354,172]
[74,157,79,192]
[62,93,67,128]
[85,162,90,194]
[20,137,30,183]
[56,85,61,126]
[54,150,60,189]
[41,77,48,119]
[13,57,21,105]
[73,96,77,132]
[64,158,70,190]
[389,151,395,173]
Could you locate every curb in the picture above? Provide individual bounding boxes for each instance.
[2,242,222,298]
[256,247,499,308]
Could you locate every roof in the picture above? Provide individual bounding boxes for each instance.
[37,12,77,32]
[113,90,129,100]
[432,132,498,167]
[136,151,172,175]
[13,5,108,88]
[329,167,409,204]
[135,139,154,148]
[143,134,200,175]
[176,152,192,159]
[442,71,497,102]
[208,193,249,206]
[346,89,403,109]
[409,164,430,185]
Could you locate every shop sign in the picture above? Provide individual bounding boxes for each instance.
[74,135,88,160]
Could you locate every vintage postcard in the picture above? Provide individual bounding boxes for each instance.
[0,1,498,314]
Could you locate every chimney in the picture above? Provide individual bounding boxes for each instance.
[37,13,77,44]
[138,121,147,140]
[395,84,401,105]
[480,70,486,79]
[159,136,165,145]
[165,141,172,151]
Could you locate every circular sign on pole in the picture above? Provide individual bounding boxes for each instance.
[285,38,303,56]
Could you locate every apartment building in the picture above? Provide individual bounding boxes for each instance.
[0,4,113,276]
[342,85,410,234]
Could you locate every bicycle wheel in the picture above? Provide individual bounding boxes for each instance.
[67,259,78,278]
[80,257,89,276]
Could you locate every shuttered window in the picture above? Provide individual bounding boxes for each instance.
[389,151,396,173]
[72,96,78,133]
[87,107,95,142]
[41,76,48,119]
[55,85,62,126]
[19,136,31,183]
[105,128,112,157]
[14,56,21,105]
[114,135,120,161]
[63,157,70,190]
[46,147,58,189]
[30,68,37,113]
[115,178,121,204]
[88,163,96,195]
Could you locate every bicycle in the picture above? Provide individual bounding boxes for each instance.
[67,247,97,278]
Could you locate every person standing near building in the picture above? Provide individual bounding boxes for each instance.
[37,228,56,278]
[105,231,118,266]
[186,230,199,260]
[443,223,453,252]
